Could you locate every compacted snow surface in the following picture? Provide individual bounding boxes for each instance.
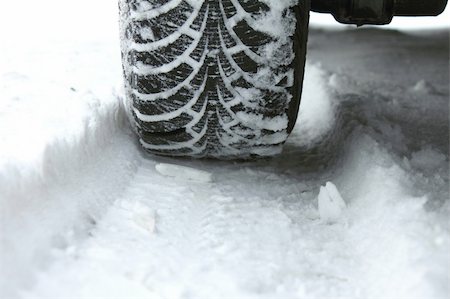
[0,1,449,298]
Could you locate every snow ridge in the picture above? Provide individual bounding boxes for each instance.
[0,96,140,299]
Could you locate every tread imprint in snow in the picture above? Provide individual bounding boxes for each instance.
[121,0,302,157]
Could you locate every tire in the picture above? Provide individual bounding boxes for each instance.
[119,0,309,158]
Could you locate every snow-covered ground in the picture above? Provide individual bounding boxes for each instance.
[1,1,449,298]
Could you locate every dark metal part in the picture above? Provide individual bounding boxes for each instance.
[394,0,448,16]
[311,0,448,26]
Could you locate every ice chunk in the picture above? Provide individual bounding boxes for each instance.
[318,182,346,223]
[155,163,212,183]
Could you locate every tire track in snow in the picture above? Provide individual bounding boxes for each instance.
[25,134,446,298]
[21,59,449,298]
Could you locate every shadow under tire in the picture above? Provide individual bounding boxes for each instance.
[120,0,310,158]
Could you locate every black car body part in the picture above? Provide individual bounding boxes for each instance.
[312,0,448,26]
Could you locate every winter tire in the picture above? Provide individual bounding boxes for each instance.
[119,0,309,158]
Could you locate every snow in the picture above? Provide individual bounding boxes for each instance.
[318,182,346,223]
[0,1,449,299]
[235,111,289,131]
[129,202,157,234]
[155,163,213,183]
[295,64,336,146]
[410,146,447,171]
[410,79,439,94]
[255,0,298,38]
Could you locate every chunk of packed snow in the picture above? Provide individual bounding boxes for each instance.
[318,182,346,223]
[249,0,298,39]
[328,72,354,94]
[410,147,447,171]
[235,111,288,131]
[294,64,336,146]
[410,80,437,94]
[155,163,212,183]
[132,203,156,233]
